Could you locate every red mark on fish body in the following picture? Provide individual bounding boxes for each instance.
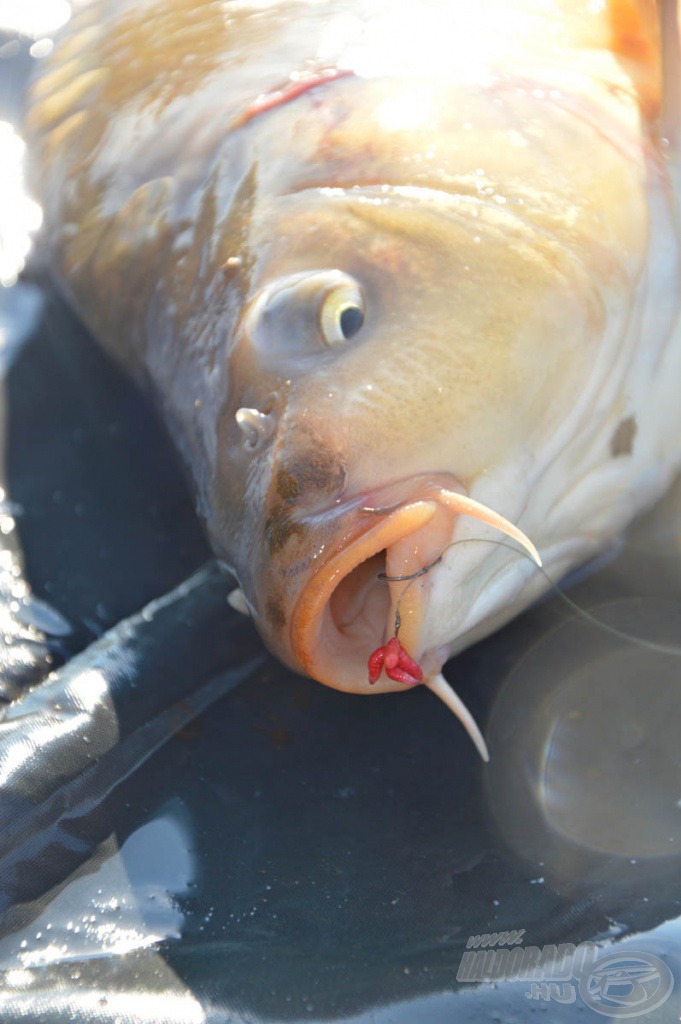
[235,67,355,129]
[368,636,423,686]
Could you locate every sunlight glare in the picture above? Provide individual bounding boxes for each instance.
[0,0,71,38]
[0,122,43,287]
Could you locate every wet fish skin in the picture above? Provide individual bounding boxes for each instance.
[26,1,681,707]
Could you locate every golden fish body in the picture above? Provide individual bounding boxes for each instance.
[27,0,681,751]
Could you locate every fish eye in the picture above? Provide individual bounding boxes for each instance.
[247,271,366,362]
[320,284,365,345]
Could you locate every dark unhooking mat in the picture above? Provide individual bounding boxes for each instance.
[1,30,680,1024]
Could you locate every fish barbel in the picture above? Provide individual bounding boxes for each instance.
[26,0,681,757]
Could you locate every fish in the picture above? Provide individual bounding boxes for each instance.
[25,0,681,758]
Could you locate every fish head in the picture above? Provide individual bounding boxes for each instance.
[208,180,604,697]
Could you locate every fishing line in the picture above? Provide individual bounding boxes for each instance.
[379,537,681,657]
[378,557,443,637]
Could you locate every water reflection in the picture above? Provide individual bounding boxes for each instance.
[485,597,681,880]
[0,802,194,969]
[0,806,204,1024]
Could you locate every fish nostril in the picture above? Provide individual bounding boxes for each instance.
[261,391,279,417]
[235,407,275,449]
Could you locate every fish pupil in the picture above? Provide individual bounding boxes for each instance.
[339,305,364,339]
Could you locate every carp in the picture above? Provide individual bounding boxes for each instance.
[26,0,681,757]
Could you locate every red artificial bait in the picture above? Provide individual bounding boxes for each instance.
[368,636,423,686]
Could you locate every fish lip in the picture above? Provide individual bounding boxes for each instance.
[292,470,460,528]
[288,472,462,694]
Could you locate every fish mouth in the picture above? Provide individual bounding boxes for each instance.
[289,472,542,696]
[288,473,541,761]
[290,475,457,696]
